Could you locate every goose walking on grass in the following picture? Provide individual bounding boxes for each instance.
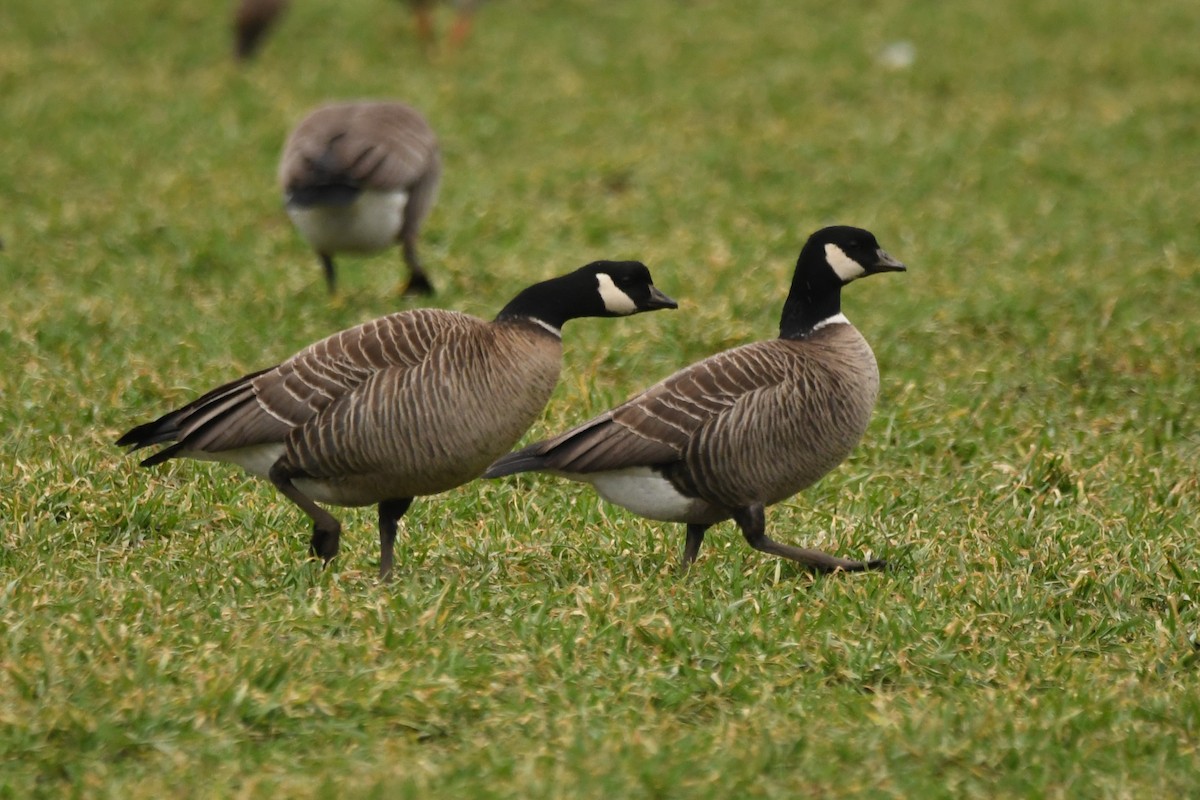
[279,101,442,296]
[487,226,906,575]
[117,262,677,578]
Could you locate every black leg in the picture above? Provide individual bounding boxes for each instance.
[401,238,433,296]
[378,497,414,580]
[268,462,342,566]
[320,253,337,294]
[731,505,884,574]
[682,524,709,570]
[309,524,339,562]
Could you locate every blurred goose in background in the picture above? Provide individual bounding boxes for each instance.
[117,262,676,579]
[232,0,290,61]
[279,101,442,295]
[487,226,906,575]
[232,0,481,61]
[408,0,482,51]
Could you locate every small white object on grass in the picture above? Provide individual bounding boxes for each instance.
[878,41,917,71]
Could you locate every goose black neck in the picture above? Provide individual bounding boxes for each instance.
[495,276,582,331]
[779,272,843,339]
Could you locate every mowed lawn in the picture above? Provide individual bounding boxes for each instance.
[2,0,1198,796]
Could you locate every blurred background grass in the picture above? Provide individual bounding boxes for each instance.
[2,0,1198,796]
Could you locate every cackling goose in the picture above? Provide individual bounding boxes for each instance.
[117,262,677,578]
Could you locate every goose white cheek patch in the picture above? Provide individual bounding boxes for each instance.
[825,243,867,281]
[596,273,638,315]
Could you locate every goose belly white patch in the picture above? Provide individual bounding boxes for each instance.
[287,189,409,253]
[579,467,700,522]
[190,443,285,479]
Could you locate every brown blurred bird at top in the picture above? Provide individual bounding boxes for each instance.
[408,0,481,51]
[233,0,290,61]
[232,0,481,62]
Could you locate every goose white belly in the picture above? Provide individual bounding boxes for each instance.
[192,443,457,507]
[184,444,385,506]
[287,189,409,253]
[188,443,285,479]
[575,467,724,525]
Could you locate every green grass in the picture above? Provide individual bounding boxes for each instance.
[3,0,1199,796]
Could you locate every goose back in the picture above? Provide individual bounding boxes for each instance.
[279,102,440,199]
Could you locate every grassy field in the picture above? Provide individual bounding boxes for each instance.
[3,0,1198,796]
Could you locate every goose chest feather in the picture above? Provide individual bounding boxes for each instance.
[117,261,677,578]
[487,226,906,575]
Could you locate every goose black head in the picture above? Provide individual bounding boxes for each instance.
[578,260,679,316]
[781,226,906,339]
[802,226,907,285]
[497,260,677,332]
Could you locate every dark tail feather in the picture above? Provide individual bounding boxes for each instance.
[139,442,186,468]
[115,366,273,457]
[286,183,361,208]
[484,447,549,478]
[116,416,178,449]
[285,142,376,208]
